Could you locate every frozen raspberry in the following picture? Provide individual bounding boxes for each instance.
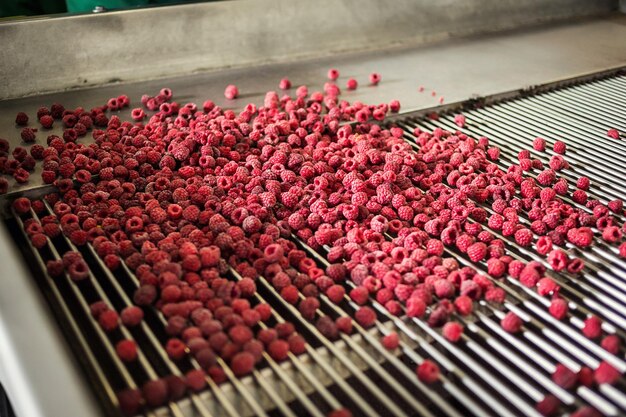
[578,366,594,387]
[553,140,566,154]
[68,259,89,281]
[116,340,138,362]
[607,128,621,139]
[288,333,306,355]
[15,112,29,126]
[549,298,568,320]
[551,364,577,388]
[328,409,352,417]
[594,361,620,385]
[582,316,602,339]
[576,176,590,190]
[512,228,532,247]
[231,352,255,376]
[39,115,54,129]
[567,227,593,247]
[608,199,623,213]
[602,226,622,243]
[601,335,620,354]
[185,369,206,392]
[535,394,560,417]
[501,312,522,333]
[442,321,463,342]
[224,85,239,99]
[12,197,31,215]
[165,375,187,401]
[346,78,358,90]
[381,332,400,350]
[533,137,546,151]
[537,278,558,296]
[355,306,376,328]
[416,360,440,384]
[121,306,144,327]
[299,297,320,321]
[547,249,568,272]
[166,338,187,360]
[326,284,345,304]
[267,339,290,361]
[454,295,473,316]
[349,286,369,305]
[467,242,487,262]
[117,388,142,416]
[406,297,426,318]
[142,379,169,407]
[487,258,506,277]
[97,310,119,332]
[335,316,353,335]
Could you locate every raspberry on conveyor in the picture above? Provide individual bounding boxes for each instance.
[8,69,624,417]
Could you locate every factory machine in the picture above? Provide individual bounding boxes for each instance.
[0,1,625,416]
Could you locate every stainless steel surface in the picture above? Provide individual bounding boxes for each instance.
[0,221,101,417]
[0,0,618,99]
[1,13,626,197]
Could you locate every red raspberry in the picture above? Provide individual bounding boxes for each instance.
[549,298,568,320]
[535,394,560,417]
[288,333,307,355]
[485,287,506,304]
[349,286,369,305]
[98,310,119,332]
[537,278,558,296]
[117,389,142,416]
[406,297,426,318]
[369,73,381,85]
[39,115,54,129]
[185,369,206,392]
[536,169,555,186]
[577,366,594,387]
[607,128,621,139]
[553,140,566,154]
[116,340,137,362]
[354,306,376,328]
[601,335,620,354]
[142,379,169,407]
[328,409,352,417]
[15,112,29,126]
[535,236,553,256]
[572,190,587,204]
[442,321,463,342]
[533,137,546,151]
[12,197,31,215]
[229,325,253,345]
[602,226,622,243]
[120,306,144,327]
[551,364,577,389]
[501,312,522,333]
[268,339,290,361]
[582,316,602,339]
[335,316,353,335]
[416,360,440,384]
[68,259,89,281]
[547,249,568,271]
[166,338,187,360]
[381,332,400,350]
[346,78,358,90]
[608,199,623,213]
[231,352,255,376]
[514,228,533,247]
[594,361,620,385]
[467,242,487,262]
[326,284,345,304]
[454,295,473,316]
[487,258,506,277]
[224,84,239,99]
[576,176,590,190]
[454,114,466,127]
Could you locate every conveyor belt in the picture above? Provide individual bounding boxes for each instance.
[5,73,626,417]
